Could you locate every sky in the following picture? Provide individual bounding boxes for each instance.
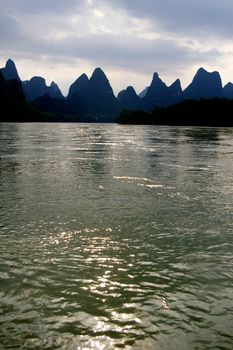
[0,0,233,96]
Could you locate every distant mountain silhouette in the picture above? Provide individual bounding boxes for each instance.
[139,86,149,98]
[66,73,89,117]
[84,68,119,120]
[0,70,24,101]
[23,76,64,101]
[117,86,141,110]
[223,82,233,99]
[2,58,233,124]
[67,73,89,99]
[23,77,47,101]
[142,73,182,110]
[0,70,49,122]
[168,79,182,102]
[182,67,223,100]
[32,93,75,121]
[49,81,64,99]
[1,59,21,81]
[67,68,119,122]
[142,72,168,110]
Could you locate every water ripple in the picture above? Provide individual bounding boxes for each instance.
[0,124,233,349]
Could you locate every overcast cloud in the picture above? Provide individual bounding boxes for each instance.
[0,0,232,95]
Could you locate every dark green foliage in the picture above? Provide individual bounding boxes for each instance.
[0,71,40,121]
[118,98,233,126]
[118,109,153,124]
[67,92,89,119]
[223,83,233,99]
[0,72,64,122]
[32,93,78,121]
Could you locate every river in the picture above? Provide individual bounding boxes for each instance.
[0,123,233,349]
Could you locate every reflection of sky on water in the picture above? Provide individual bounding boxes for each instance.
[0,124,233,349]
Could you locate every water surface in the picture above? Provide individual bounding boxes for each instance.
[0,123,233,349]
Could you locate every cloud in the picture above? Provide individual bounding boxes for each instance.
[0,0,232,94]
[105,0,233,38]
[0,15,221,75]
[0,0,84,15]
[0,14,23,43]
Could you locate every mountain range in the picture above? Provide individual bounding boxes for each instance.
[1,58,233,122]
